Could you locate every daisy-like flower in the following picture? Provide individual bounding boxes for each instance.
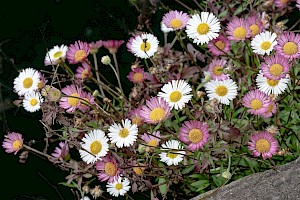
[106,177,131,197]
[297,0,300,10]
[261,101,278,118]
[128,107,144,127]
[226,17,250,41]
[186,12,221,45]
[157,79,192,110]
[79,129,109,164]
[130,33,159,59]
[66,40,90,64]
[13,68,40,96]
[162,10,189,30]
[141,131,161,150]
[248,131,278,160]
[108,119,138,148]
[96,156,121,183]
[140,97,172,124]
[207,35,231,56]
[44,44,68,66]
[89,40,103,54]
[261,54,290,80]
[37,71,48,90]
[23,91,44,112]
[78,90,95,112]
[159,140,186,166]
[59,85,82,113]
[250,31,277,55]
[103,40,125,54]
[256,71,290,95]
[208,59,229,81]
[242,89,271,115]
[178,120,209,151]
[204,78,238,105]
[160,21,173,33]
[275,31,300,60]
[127,67,147,83]
[274,0,290,9]
[75,62,92,80]
[2,132,23,155]
[246,14,264,37]
[51,141,70,160]
[266,125,280,135]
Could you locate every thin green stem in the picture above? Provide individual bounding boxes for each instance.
[108,63,124,95]
[92,54,105,97]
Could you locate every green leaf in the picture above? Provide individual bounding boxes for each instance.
[191,180,209,187]
[182,164,195,174]
[59,181,78,188]
[158,178,167,197]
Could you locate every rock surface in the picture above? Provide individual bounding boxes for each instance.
[191,158,300,200]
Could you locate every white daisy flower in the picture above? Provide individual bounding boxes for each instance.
[130,33,159,59]
[158,79,192,110]
[251,31,277,55]
[108,119,138,148]
[204,78,238,105]
[159,140,185,166]
[13,68,40,96]
[79,129,109,164]
[44,44,68,66]
[186,12,221,45]
[256,70,289,95]
[23,92,44,112]
[106,177,131,197]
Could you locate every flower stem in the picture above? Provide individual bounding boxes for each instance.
[92,54,105,97]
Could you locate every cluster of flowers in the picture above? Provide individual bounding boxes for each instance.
[3,0,300,199]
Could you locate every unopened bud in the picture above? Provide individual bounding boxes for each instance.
[93,90,100,97]
[101,55,111,65]
[222,171,231,179]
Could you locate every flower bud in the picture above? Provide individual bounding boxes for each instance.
[222,171,231,179]
[101,55,111,65]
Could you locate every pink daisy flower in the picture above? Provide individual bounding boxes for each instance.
[226,17,251,41]
[127,68,147,83]
[208,58,229,81]
[274,31,300,60]
[103,40,125,54]
[78,90,95,112]
[297,0,300,10]
[126,36,136,54]
[95,156,121,183]
[248,131,278,160]
[261,54,290,80]
[207,35,231,56]
[141,131,161,148]
[242,89,271,115]
[128,107,144,127]
[2,132,23,155]
[59,84,83,113]
[261,101,278,118]
[162,10,190,30]
[178,120,209,151]
[274,0,290,9]
[51,141,70,160]
[89,40,103,54]
[66,40,90,64]
[140,97,171,124]
[75,62,92,80]
[246,14,264,37]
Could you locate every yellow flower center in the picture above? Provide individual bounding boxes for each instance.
[255,138,271,153]
[215,85,228,96]
[149,108,166,122]
[283,42,297,55]
[81,68,90,79]
[30,98,38,106]
[260,41,272,50]
[188,129,203,143]
[170,19,183,29]
[67,93,80,107]
[250,99,263,110]
[140,42,151,52]
[215,40,225,50]
[197,23,210,35]
[233,27,247,40]
[148,139,158,147]
[119,128,129,138]
[249,24,260,36]
[90,141,102,155]
[53,51,63,58]
[38,81,44,89]
[12,140,22,150]
[267,79,279,86]
[133,165,144,175]
[23,77,33,89]
[74,50,87,62]
[115,183,123,190]
[269,64,283,77]
[132,116,142,126]
[133,73,144,82]
[169,91,182,102]
[265,104,273,113]
[212,65,223,76]
[167,151,178,159]
[104,162,117,176]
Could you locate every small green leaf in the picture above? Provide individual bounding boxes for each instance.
[182,164,195,174]
[158,178,167,197]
